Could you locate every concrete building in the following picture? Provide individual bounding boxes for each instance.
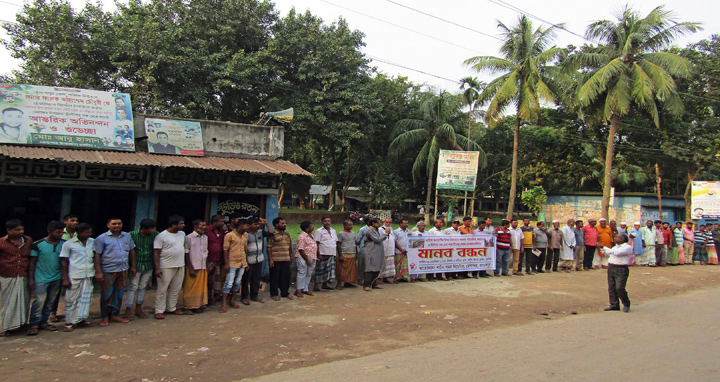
[0,113,311,239]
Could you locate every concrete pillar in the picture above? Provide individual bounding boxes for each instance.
[134,191,156,230]
[261,195,280,277]
[59,188,73,219]
[209,193,219,217]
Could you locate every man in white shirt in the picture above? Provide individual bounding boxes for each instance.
[409,222,428,282]
[313,217,338,291]
[428,219,447,281]
[393,221,411,282]
[601,233,632,313]
[509,219,524,276]
[380,218,397,284]
[443,220,461,235]
[560,219,576,271]
[153,215,187,318]
[442,220,461,279]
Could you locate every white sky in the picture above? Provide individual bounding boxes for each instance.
[1,0,717,91]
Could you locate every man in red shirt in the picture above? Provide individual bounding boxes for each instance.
[582,219,599,271]
[0,219,33,336]
[660,222,673,267]
[206,215,227,304]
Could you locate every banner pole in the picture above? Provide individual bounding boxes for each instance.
[434,188,439,225]
[463,191,468,216]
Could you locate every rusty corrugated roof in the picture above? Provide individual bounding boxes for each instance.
[0,145,313,176]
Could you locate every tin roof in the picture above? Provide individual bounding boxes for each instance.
[0,145,313,176]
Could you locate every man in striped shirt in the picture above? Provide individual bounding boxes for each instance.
[494,220,512,276]
[126,219,157,319]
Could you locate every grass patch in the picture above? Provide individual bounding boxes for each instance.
[283,222,402,239]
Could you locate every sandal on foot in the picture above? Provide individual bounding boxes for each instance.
[26,326,39,336]
[218,307,228,313]
[63,325,74,332]
[154,313,165,320]
[40,323,58,332]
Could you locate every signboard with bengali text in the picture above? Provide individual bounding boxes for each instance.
[691,181,720,219]
[145,118,204,156]
[436,150,479,191]
[407,234,496,274]
[0,83,134,151]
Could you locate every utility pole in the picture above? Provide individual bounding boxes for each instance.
[655,163,662,219]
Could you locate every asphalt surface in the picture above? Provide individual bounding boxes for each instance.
[252,286,720,382]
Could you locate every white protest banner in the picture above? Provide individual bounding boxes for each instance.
[0,83,134,150]
[407,234,496,274]
[691,181,720,219]
[436,150,480,191]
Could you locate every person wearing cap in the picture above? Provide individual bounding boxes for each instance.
[443,220,461,279]
[582,219,599,271]
[618,222,629,235]
[444,220,461,235]
[546,220,562,272]
[595,218,613,269]
[628,222,644,265]
[601,233,632,313]
[559,219,576,271]
[640,220,657,266]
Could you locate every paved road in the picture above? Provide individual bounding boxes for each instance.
[252,287,720,382]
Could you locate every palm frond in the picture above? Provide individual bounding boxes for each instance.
[464,56,518,74]
[411,141,431,185]
[576,58,627,106]
[427,137,441,177]
[388,127,431,157]
[642,52,692,78]
[604,73,632,119]
[637,59,675,99]
[630,62,656,107]
[435,123,457,144]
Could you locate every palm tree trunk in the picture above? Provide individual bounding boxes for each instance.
[425,165,434,224]
[601,114,620,219]
[506,115,520,219]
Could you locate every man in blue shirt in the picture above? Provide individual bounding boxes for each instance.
[27,221,66,335]
[93,217,136,326]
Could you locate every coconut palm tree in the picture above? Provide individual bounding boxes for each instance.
[389,89,486,223]
[571,5,700,218]
[464,15,564,219]
[458,77,486,215]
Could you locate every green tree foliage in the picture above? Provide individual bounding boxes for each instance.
[568,5,701,219]
[3,0,115,90]
[265,10,376,209]
[389,89,486,222]
[520,186,547,216]
[660,35,720,213]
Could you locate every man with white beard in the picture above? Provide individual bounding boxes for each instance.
[380,218,396,284]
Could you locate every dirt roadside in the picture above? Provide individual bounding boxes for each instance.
[1,265,718,381]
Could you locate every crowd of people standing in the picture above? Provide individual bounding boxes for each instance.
[1,213,718,336]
